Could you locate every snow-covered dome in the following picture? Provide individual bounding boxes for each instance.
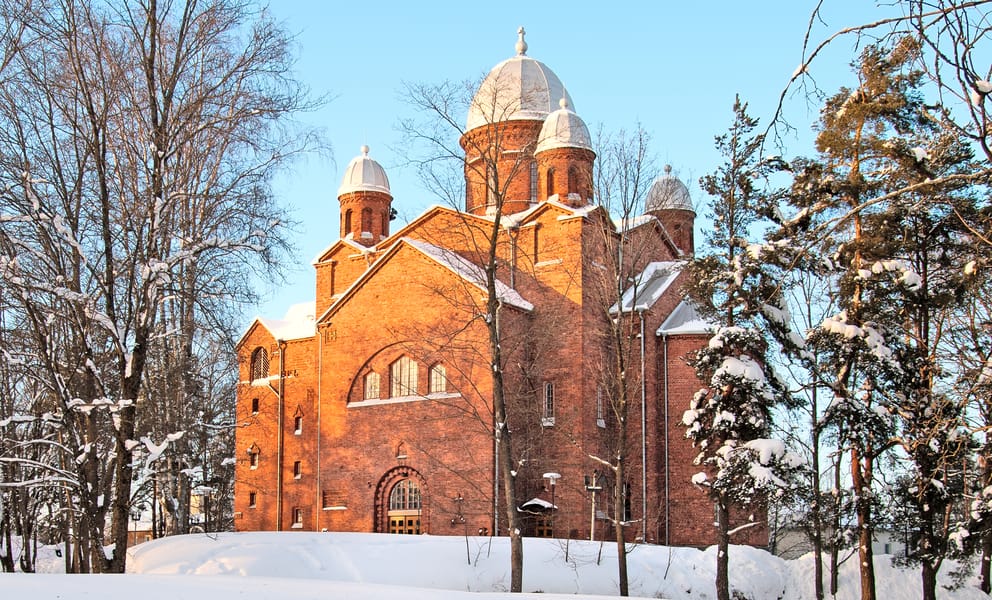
[466,27,574,132]
[535,98,592,154]
[645,166,693,213]
[338,145,391,196]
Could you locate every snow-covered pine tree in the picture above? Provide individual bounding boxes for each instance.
[683,97,803,600]
[774,38,983,600]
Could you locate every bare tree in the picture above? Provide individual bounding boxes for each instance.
[0,0,313,572]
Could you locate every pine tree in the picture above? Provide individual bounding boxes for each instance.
[683,97,802,600]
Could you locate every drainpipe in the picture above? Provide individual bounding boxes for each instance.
[276,339,286,531]
[639,309,647,542]
[316,327,323,530]
[662,333,670,547]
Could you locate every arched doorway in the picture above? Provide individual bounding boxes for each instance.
[388,479,421,534]
[373,466,426,534]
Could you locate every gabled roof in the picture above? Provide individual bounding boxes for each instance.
[402,238,533,312]
[237,301,317,348]
[318,236,533,324]
[616,213,686,258]
[657,300,711,336]
[312,237,375,265]
[612,262,681,314]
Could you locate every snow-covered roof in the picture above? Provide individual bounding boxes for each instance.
[466,28,573,131]
[645,165,693,214]
[519,497,557,510]
[612,262,681,313]
[312,237,375,265]
[657,300,711,336]
[256,301,317,341]
[403,238,533,312]
[535,98,592,154]
[338,145,391,197]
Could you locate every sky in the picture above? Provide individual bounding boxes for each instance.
[10,530,991,599]
[246,1,899,321]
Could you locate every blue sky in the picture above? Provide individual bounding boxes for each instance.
[249,1,896,320]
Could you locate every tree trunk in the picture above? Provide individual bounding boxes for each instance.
[716,498,731,600]
[615,459,629,596]
[921,560,938,600]
[853,448,876,600]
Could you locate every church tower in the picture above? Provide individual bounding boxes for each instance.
[645,165,695,255]
[534,97,595,207]
[338,145,392,246]
[459,28,580,216]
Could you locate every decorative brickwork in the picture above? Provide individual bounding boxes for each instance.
[233,33,768,550]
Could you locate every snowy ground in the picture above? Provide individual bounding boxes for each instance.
[4,531,990,599]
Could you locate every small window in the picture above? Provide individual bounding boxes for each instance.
[250,347,269,381]
[251,398,260,414]
[568,165,580,196]
[250,451,259,469]
[364,372,381,400]
[248,491,257,508]
[542,382,555,426]
[292,507,303,528]
[294,415,303,435]
[293,461,302,479]
[361,207,373,234]
[530,161,538,202]
[429,364,447,394]
[596,386,605,428]
[344,209,352,233]
[546,168,555,197]
[390,356,418,397]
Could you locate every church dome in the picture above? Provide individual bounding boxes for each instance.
[466,27,574,132]
[338,145,391,196]
[646,166,693,213]
[535,98,592,154]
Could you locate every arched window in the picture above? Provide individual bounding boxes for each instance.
[390,356,418,397]
[529,161,538,202]
[486,163,497,207]
[568,165,580,197]
[429,364,447,394]
[542,381,555,426]
[361,207,373,234]
[250,347,268,381]
[344,209,352,233]
[364,371,381,400]
[546,168,555,197]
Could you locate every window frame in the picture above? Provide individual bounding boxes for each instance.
[390,356,418,397]
[364,371,381,400]
[250,347,269,382]
[294,415,303,435]
[542,381,555,426]
[248,491,257,508]
[293,460,302,479]
[428,364,447,395]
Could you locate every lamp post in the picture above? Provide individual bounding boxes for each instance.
[585,471,602,541]
[543,472,560,538]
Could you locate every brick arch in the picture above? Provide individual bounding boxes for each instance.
[373,465,428,533]
[344,340,412,403]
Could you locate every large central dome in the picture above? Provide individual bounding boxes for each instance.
[465,27,574,132]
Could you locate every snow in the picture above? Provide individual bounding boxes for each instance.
[403,238,534,312]
[256,301,317,341]
[10,531,991,599]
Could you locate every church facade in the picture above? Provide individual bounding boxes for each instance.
[233,30,768,547]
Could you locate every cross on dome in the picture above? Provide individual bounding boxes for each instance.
[516,26,527,55]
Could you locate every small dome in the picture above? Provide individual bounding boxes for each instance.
[338,145,391,196]
[466,27,574,132]
[646,166,693,213]
[535,98,592,154]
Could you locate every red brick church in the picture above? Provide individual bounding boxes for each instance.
[233,29,768,547]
